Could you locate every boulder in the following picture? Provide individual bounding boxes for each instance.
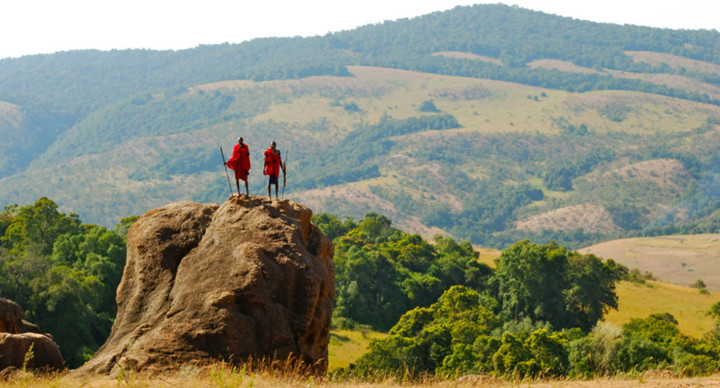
[78,196,335,375]
[0,298,64,373]
[0,333,64,371]
[0,298,41,335]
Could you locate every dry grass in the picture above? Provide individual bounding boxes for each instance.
[4,367,720,388]
[432,51,503,65]
[608,158,691,192]
[527,59,601,74]
[580,234,720,291]
[476,247,501,267]
[625,51,720,75]
[515,204,622,234]
[329,330,388,370]
[603,280,718,338]
[606,69,720,100]
[0,101,23,128]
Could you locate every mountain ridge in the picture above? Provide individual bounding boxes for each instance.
[2,4,720,248]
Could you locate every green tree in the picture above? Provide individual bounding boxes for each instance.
[493,240,620,331]
[494,241,569,328]
[311,213,357,241]
[1,197,81,255]
[0,198,127,367]
[419,100,440,113]
[351,286,499,377]
[564,253,621,331]
[334,247,408,331]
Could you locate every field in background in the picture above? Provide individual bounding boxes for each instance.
[604,280,718,338]
[580,234,720,291]
[328,329,387,370]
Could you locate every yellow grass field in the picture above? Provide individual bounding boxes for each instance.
[329,329,388,370]
[603,280,719,338]
[580,234,720,291]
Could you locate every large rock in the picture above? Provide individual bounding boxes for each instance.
[78,196,335,375]
[0,298,64,373]
[0,298,41,335]
[0,333,64,372]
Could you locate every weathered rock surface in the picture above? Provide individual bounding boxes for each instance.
[78,196,335,375]
[0,298,65,373]
[0,298,41,335]
[0,333,65,372]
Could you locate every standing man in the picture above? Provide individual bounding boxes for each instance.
[264,141,286,200]
[225,137,251,196]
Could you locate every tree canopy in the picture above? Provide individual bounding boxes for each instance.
[0,198,130,367]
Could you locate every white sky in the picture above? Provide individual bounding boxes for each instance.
[0,0,718,60]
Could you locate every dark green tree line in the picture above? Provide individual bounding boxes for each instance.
[0,197,131,367]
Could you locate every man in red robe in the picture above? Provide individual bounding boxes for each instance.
[263,141,285,200]
[225,137,251,196]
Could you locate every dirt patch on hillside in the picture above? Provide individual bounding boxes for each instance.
[607,158,691,193]
[527,59,602,74]
[393,154,463,212]
[515,204,622,234]
[625,50,720,75]
[433,51,503,65]
[563,91,661,111]
[0,101,23,129]
[606,69,720,100]
[294,185,448,238]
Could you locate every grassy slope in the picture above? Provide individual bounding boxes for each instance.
[2,61,720,239]
[604,280,718,338]
[328,329,388,370]
[580,234,720,290]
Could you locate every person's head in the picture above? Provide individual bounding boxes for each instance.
[238,137,244,144]
[271,141,276,150]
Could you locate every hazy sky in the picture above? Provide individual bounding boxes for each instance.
[1,0,717,60]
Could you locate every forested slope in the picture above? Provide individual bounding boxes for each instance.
[2,4,720,248]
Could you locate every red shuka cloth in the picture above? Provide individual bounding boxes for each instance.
[227,143,250,180]
[264,148,282,177]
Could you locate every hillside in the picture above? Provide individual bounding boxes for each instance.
[580,234,720,290]
[604,280,719,338]
[2,4,720,248]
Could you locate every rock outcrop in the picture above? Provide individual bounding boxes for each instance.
[78,196,335,375]
[0,298,65,373]
[0,298,41,335]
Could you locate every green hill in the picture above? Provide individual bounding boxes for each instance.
[2,4,720,249]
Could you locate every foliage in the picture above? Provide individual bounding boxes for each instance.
[326,213,491,331]
[350,291,720,379]
[0,197,130,367]
[297,113,460,190]
[335,224,720,379]
[494,241,621,331]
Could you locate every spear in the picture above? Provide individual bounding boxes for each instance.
[282,149,289,200]
[219,146,235,197]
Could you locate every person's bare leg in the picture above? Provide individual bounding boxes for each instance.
[268,184,272,199]
[244,180,249,196]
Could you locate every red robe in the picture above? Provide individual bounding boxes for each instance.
[264,148,282,177]
[227,143,250,181]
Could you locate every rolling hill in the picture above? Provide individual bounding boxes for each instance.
[580,233,720,290]
[2,4,720,249]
